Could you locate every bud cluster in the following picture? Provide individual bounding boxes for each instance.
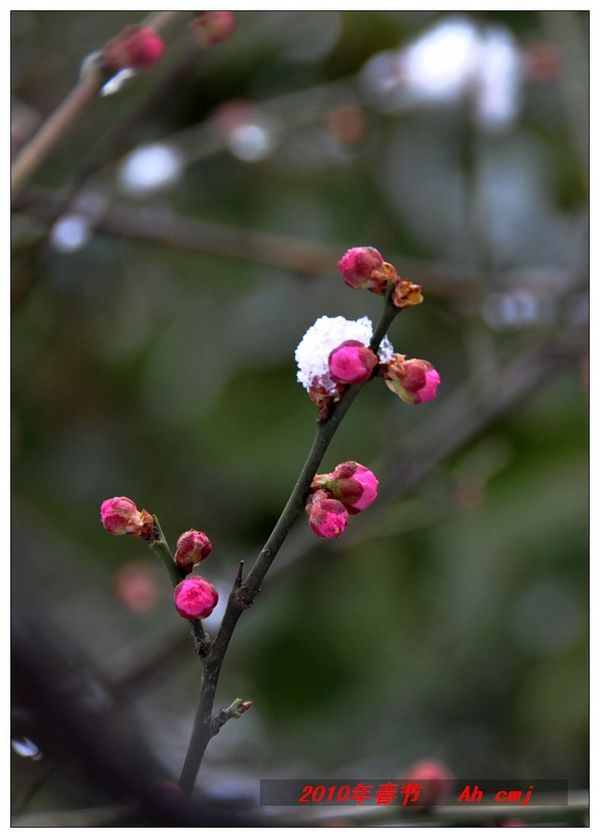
[306,461,379,539]
[295,247,441,416]
[100,497,218,621]
[337,246,423,310]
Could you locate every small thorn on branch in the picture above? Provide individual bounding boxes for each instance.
[210,698,252,738]
[234,560,244,590]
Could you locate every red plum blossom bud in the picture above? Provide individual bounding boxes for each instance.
[174,529,213,574]
[174,576,219,620]
[104,26,165,70]
[306,491,349,539]
[337,246,387,293]
[313,461,379,514]
[382,355,440,404]
[100,496,153,537]
[191,11,236,47]
[328,340,378,385]
[404,759,454,807]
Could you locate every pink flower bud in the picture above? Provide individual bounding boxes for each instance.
[328,340,378,385]
[174,576,219,620]
[100,496,154,537]
[337,246,386,292]
[104,26,165,70]
[306,491,349,539]
[327,461,379,513]
[191,11,236,47]
[404,759,454,807]
[174,529,213,575]
[382,355,440,404]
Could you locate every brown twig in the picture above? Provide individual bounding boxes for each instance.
[10,11,183,197]
[15,187,578,299]
[177,286,400,799]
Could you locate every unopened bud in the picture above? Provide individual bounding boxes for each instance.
[174,576,219,620]
[306,490,349,539]
[328,340,378,385]
[337,246,387,293]
[190,11,236,47]
[174,529,213,575]
[100,496,153,537]
[382,355,440,404]
[314,461,379,514]
[104,26,165,70]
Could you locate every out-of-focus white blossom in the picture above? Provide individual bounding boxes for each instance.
[118,143,183,196]
[401,17,481,105]
[295,315,394,393]
[482,290,555,330]
[226,119,277,162]
[476,27,522,129]
[50,214,91,253]
[360,15,522,131]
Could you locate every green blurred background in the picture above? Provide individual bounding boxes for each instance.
[11,10,588,824]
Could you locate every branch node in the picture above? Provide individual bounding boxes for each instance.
[234,560,244,590]
[233,584,254,610]
[210,698,253,737]
[191,622,211,658]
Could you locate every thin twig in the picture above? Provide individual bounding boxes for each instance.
[10,11,183,196]
[16,187,577,298]
[11,69,107,196]
[178,288,400,799]
[146,515,210,657]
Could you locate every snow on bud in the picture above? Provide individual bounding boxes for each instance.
[174,576,219,620]
[191,11,236,47]
[328,340,378,385]
[314,461,379,514]
[104,26,165,71]
[306,490,349,539]
[174,529,213,575]
[383,355,441,404]
[337,246,387,293]
[296,316,394,410]
[391,278,424,309]
[100,496,153,537]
